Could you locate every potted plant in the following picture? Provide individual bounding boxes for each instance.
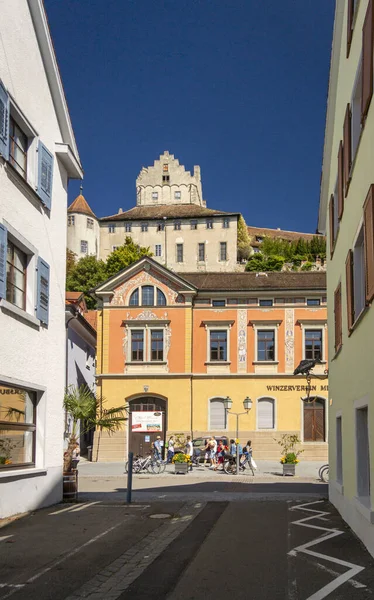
[276,434,303,476]
[63,385,128,498]
[172,452,191,474]
[0,438,16,466]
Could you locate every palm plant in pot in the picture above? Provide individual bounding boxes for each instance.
[63,386,128,495]
[277,434,303,476]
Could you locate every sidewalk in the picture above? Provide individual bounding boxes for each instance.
[77,459,326,480]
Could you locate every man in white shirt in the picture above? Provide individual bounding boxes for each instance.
[185,436,193,471]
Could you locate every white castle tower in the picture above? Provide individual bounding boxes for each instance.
[67,187,99,258]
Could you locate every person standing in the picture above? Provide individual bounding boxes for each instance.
[154,436,162,460]
[210,436,217,468]
[203,438,211,467]
[185,436,193,471]
[167,435,175,463]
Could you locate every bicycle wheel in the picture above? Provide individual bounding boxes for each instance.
[158,460,166,473]
[150,459,162,474]
[320,466,329,482]
[224,460,236,475]
[318,463,328,479]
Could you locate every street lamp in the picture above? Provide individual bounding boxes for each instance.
[224,396,252,475]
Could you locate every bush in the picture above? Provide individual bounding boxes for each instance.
[245,254,266,272]
[264,255,285,271]
[300,262,313,271]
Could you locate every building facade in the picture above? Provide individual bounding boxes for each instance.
[65,293,97,455]
[0,1,82,518]
[319,0,374,556]
[93,257,328,463]
[67,151,240,272]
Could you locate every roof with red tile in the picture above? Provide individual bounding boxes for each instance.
[68,194,97,218]
[84,310,98,331]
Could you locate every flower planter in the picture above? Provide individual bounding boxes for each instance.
[282,464,296,477]
[63,469,78,500]
[174,463,189,474]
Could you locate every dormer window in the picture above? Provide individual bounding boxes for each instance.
[129,286,167,307]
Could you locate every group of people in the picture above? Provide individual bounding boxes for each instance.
[201,437,253,470]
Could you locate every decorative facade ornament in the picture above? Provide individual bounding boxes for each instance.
[111,268,181,306]
[237,309,247,371]
[285,308,295,374]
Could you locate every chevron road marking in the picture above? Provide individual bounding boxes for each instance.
[49,504,79,515]
[70,501,100,512]
[289,500,365,600]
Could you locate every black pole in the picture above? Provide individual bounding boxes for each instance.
[126,452,133,503]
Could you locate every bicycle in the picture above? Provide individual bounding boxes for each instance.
[319,463,329,482]
[223,453,254,475]
[125,453,163,474]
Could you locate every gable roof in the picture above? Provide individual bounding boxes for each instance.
[180,271,326,292]
[68,194,97,218]
[94,256,197,295]
[100,204,239,222]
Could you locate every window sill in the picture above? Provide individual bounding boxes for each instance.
[348,305,370,336]
[0,299,40,328]
[353,496,374,524]
[127,361,167,365]
[0,467,47,480]
[252,361,279,365]
[205,361,231,365]
[5,161,45,211]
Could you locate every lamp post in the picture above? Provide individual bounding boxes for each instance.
[224,396,253,475]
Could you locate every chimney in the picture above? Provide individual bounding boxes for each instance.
[118,208,123,214]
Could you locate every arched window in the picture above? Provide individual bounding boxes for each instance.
[128,286,167,307]
[257,398,275,429]
[209,398,226,430]
[129,289,139,306]
[157,289,166,306]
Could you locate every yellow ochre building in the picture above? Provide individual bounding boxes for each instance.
[93,257,328,461]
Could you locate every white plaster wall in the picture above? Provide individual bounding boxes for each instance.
[99,215,238,271]
[0,1,74,516]
[67,213,99,258]
[67,325,96,390]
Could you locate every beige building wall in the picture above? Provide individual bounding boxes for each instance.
[136,151,204,207]
[99,214,238,271]
[319,0,374,557]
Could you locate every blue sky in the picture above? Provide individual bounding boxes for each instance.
[45,0,334,233]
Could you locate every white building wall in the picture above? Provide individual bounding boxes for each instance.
[0,1,81,517]
[67,213,99,258]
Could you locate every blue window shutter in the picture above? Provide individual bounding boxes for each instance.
[36,257,50,325]
[0,223,7,299]
[37,141,54,209]
[0,80,10,161]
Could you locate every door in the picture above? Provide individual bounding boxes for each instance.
[128,397,166,456]
[303,398,325,442]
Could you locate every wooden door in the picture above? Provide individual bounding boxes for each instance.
[128,397,166,457]
[304,398,325,442]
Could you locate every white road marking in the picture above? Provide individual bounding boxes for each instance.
[289,500,365,600]
[70,501,100,512]
[0,535,13,542]
[49,505,78,515]
[0,584,25,589]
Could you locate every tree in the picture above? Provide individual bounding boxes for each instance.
[63,385,128,471]
[66,255,107,309]
[105,237,153,278]
[237,216,252,261]
[66,249,77,279]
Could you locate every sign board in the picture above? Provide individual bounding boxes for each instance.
[132,411,162,433]
[145,435,150,442]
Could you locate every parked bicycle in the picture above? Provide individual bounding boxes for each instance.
[125,453,163,474]
[319,463,329,482]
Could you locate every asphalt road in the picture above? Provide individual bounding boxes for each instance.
[0,498,373,599]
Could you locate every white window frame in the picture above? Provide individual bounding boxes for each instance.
[152,192,159,201]
[208,397,227,430]
[174,191,181,200]
[125,223,132,232]
[206,219,213,230]
[198,242,205,262]
[222,218,230,229]
[155,244,162,257]
[174,221,181,231]
[252,322,280,363]
[141,223,148,232]
[9,98,38,188]
[108,225,115,233]
[0,220,39,327]
[129,327,146,363]
[299,321,327,362]
[205,323,231,364]
[176,243,184,263]
[256,397,276,431]
[68,215,75,227]
[87,218,94,229]
[259,298,274,307]
[125,326,167,364]
[126,286,167,307]
[149,327,165,362]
